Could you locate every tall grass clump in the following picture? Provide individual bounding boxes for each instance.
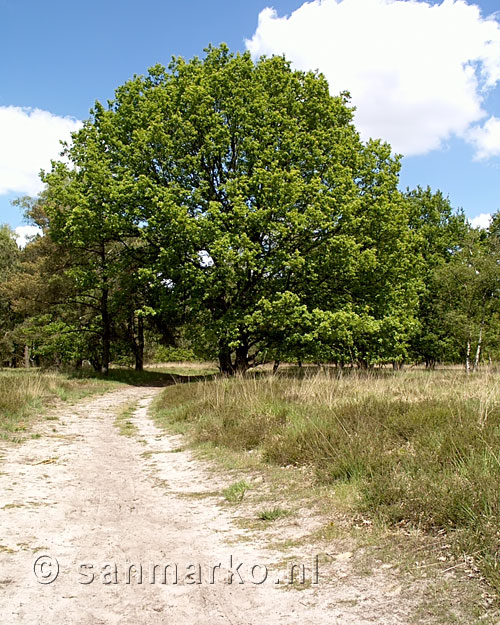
[154,367,500,591]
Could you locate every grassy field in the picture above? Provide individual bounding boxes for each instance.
[0,362,217,443]
[0,369,120,442]
[152,367,500,594]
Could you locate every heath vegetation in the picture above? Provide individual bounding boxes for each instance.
[153,367,500,592]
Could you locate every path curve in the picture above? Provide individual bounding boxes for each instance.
[0,386,408,624]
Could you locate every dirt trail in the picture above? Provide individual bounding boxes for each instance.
[0,386,411,624]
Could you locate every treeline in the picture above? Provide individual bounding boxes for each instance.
[0,45,498,374]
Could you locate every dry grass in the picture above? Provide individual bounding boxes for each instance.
[153,367,500,593]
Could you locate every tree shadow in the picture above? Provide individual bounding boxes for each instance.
[69,367,217,387]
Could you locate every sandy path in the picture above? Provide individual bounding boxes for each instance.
[0,386,409,624]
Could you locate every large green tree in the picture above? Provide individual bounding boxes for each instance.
[40,45,422,373]
[434,227,500,371]
[77,45,418,372]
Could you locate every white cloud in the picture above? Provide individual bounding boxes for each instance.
[246,0,500,157]
[467,115,500,159]
[14,225,42,248]
[470,213,492,229]
[0,106,82,196]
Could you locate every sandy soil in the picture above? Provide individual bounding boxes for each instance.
[0,386,439,623]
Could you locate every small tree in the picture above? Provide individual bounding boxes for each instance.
[435,229,500,372]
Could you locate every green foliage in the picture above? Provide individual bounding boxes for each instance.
[405,186,470,367]
[0,224,19,273]
[152,345,198,363]
[40,119,152,373]
[434,228,500,369]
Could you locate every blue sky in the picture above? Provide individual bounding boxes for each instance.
[1,0,500,238]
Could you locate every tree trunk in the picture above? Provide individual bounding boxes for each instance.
[101,285,110,375]
[24,344,30,369]
[473,323,484,372]
[218,341,249,375]
[465,338,471,375]
[218,343,234,375]
[100,244,110,376]
[234,344,249,373]
[272,360,280,374]
[135,315,144,372]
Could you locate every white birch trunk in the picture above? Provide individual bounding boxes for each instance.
[473,323,483,372]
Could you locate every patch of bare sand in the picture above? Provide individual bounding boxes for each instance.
[0,386,474,623]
